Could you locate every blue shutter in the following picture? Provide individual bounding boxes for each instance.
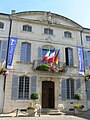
[11,74,19,100]
[84,50,88,68]
[38,47,42,60]
[87,51,90,68]
[30,76,37,96]
[87,81,90,100]
[0,40,8,61]
[76,78,81,93]
[61,78,67,100]
[68,48,73,66]
[20,43,31,63]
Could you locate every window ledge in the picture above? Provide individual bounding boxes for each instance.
[16,61,32,65]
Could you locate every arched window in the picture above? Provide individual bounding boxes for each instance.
[65,47,73,66]
[20,42,31,63]
[44,28,53,35]
[0,22,4,29]
[64,31,72,38]
[23,25,32,32]
[18,76,29,99]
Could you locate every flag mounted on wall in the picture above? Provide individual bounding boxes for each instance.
[54,49,60,64]
[48,48,55,63]
[41,50,50,62]
[7,37,18,69]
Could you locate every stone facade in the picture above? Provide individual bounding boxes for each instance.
[0,11,90,113]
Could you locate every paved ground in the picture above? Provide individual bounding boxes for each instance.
[0,112,89,120]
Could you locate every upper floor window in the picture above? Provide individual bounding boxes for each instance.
[86,36,90,42]
[20,42,31,63]
[65,47,73,66]
[0,22,4,29]
[44,28,53,35]
[64,31,72,38]
[23,25,32,32]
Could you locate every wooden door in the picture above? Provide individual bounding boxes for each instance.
[42,81,54,108]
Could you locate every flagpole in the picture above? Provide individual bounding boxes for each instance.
[3,16,12,91]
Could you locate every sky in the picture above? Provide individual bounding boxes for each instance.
[0,0,90,28]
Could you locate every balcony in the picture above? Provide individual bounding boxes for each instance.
[32,60,67,75]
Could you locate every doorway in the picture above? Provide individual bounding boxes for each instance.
[42,81,55,108]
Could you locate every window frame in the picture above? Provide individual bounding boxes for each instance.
[22,25,32,32]
[44,28,53,35]
[66,78,74,99]
[18,76,30,100]
[86,36,90,42]
[64,31,72,38]
[0,22,4,29]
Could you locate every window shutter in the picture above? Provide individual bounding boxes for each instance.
[68,48,73,66]
[87,81,90,100]
[30,76,37,96]
[61,78,67,100]
[20,43,26,62]
[11,74,19,100]
[38,47,42,60]
[87,51,90,68]
[0,40,8,61]
[76,78,81,92]
[84,50,88,68]
[26,44,31,62]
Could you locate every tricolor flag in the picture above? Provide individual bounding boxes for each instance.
[54,49,60,64]
[41,50,50,62]
[48,48,55,63]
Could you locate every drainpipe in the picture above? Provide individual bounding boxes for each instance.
[3,15,12,112]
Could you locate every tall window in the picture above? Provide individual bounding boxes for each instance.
[87,51,90,68]
[20,42,31,63]
[0,22,4,29]
[44,28,53,35]
[86,36,90,42]
[65,48,73,66]
[67,79,74,99]
[64,31,72,38]
[23,25,32,32]
[18,76,29,99]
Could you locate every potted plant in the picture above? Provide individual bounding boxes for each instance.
[27,92,39,117]
[74,93,82,100]
[74,104,84,114]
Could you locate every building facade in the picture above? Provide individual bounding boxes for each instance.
[0,11,90,113]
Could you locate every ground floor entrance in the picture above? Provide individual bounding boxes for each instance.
[42,81,55,108]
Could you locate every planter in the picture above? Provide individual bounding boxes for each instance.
[27,108,37,117]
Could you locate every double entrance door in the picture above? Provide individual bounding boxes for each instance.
[42,81,55,108]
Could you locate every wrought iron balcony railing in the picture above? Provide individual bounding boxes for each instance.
[32,60,67,74]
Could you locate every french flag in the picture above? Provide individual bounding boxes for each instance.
[48,48,55,63]
[41,50,50,62]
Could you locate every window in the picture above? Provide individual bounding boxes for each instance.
[20,42,31,63]
[23,25,32,32]
[44,28,53,35]
[67,79,74,99]
[87,51,90,68]
[65,48,73,66]
[86,36,90,42]
[64,31,72,38]
[18,76,29,99]
[0,22,4,29]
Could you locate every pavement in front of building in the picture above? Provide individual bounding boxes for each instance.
[0,112,90,120]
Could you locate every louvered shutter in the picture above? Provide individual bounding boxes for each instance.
[26,43,31,62]
[11,74,19,100]
[86,81,90,100]
[84,50,88,68]
[38,47,42,60]
[30,76,37,96]
[68,48,73,66]
[76,78,81,93]
[0,40,8,61]
[61,78,67,100]
[87,51,90,68]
